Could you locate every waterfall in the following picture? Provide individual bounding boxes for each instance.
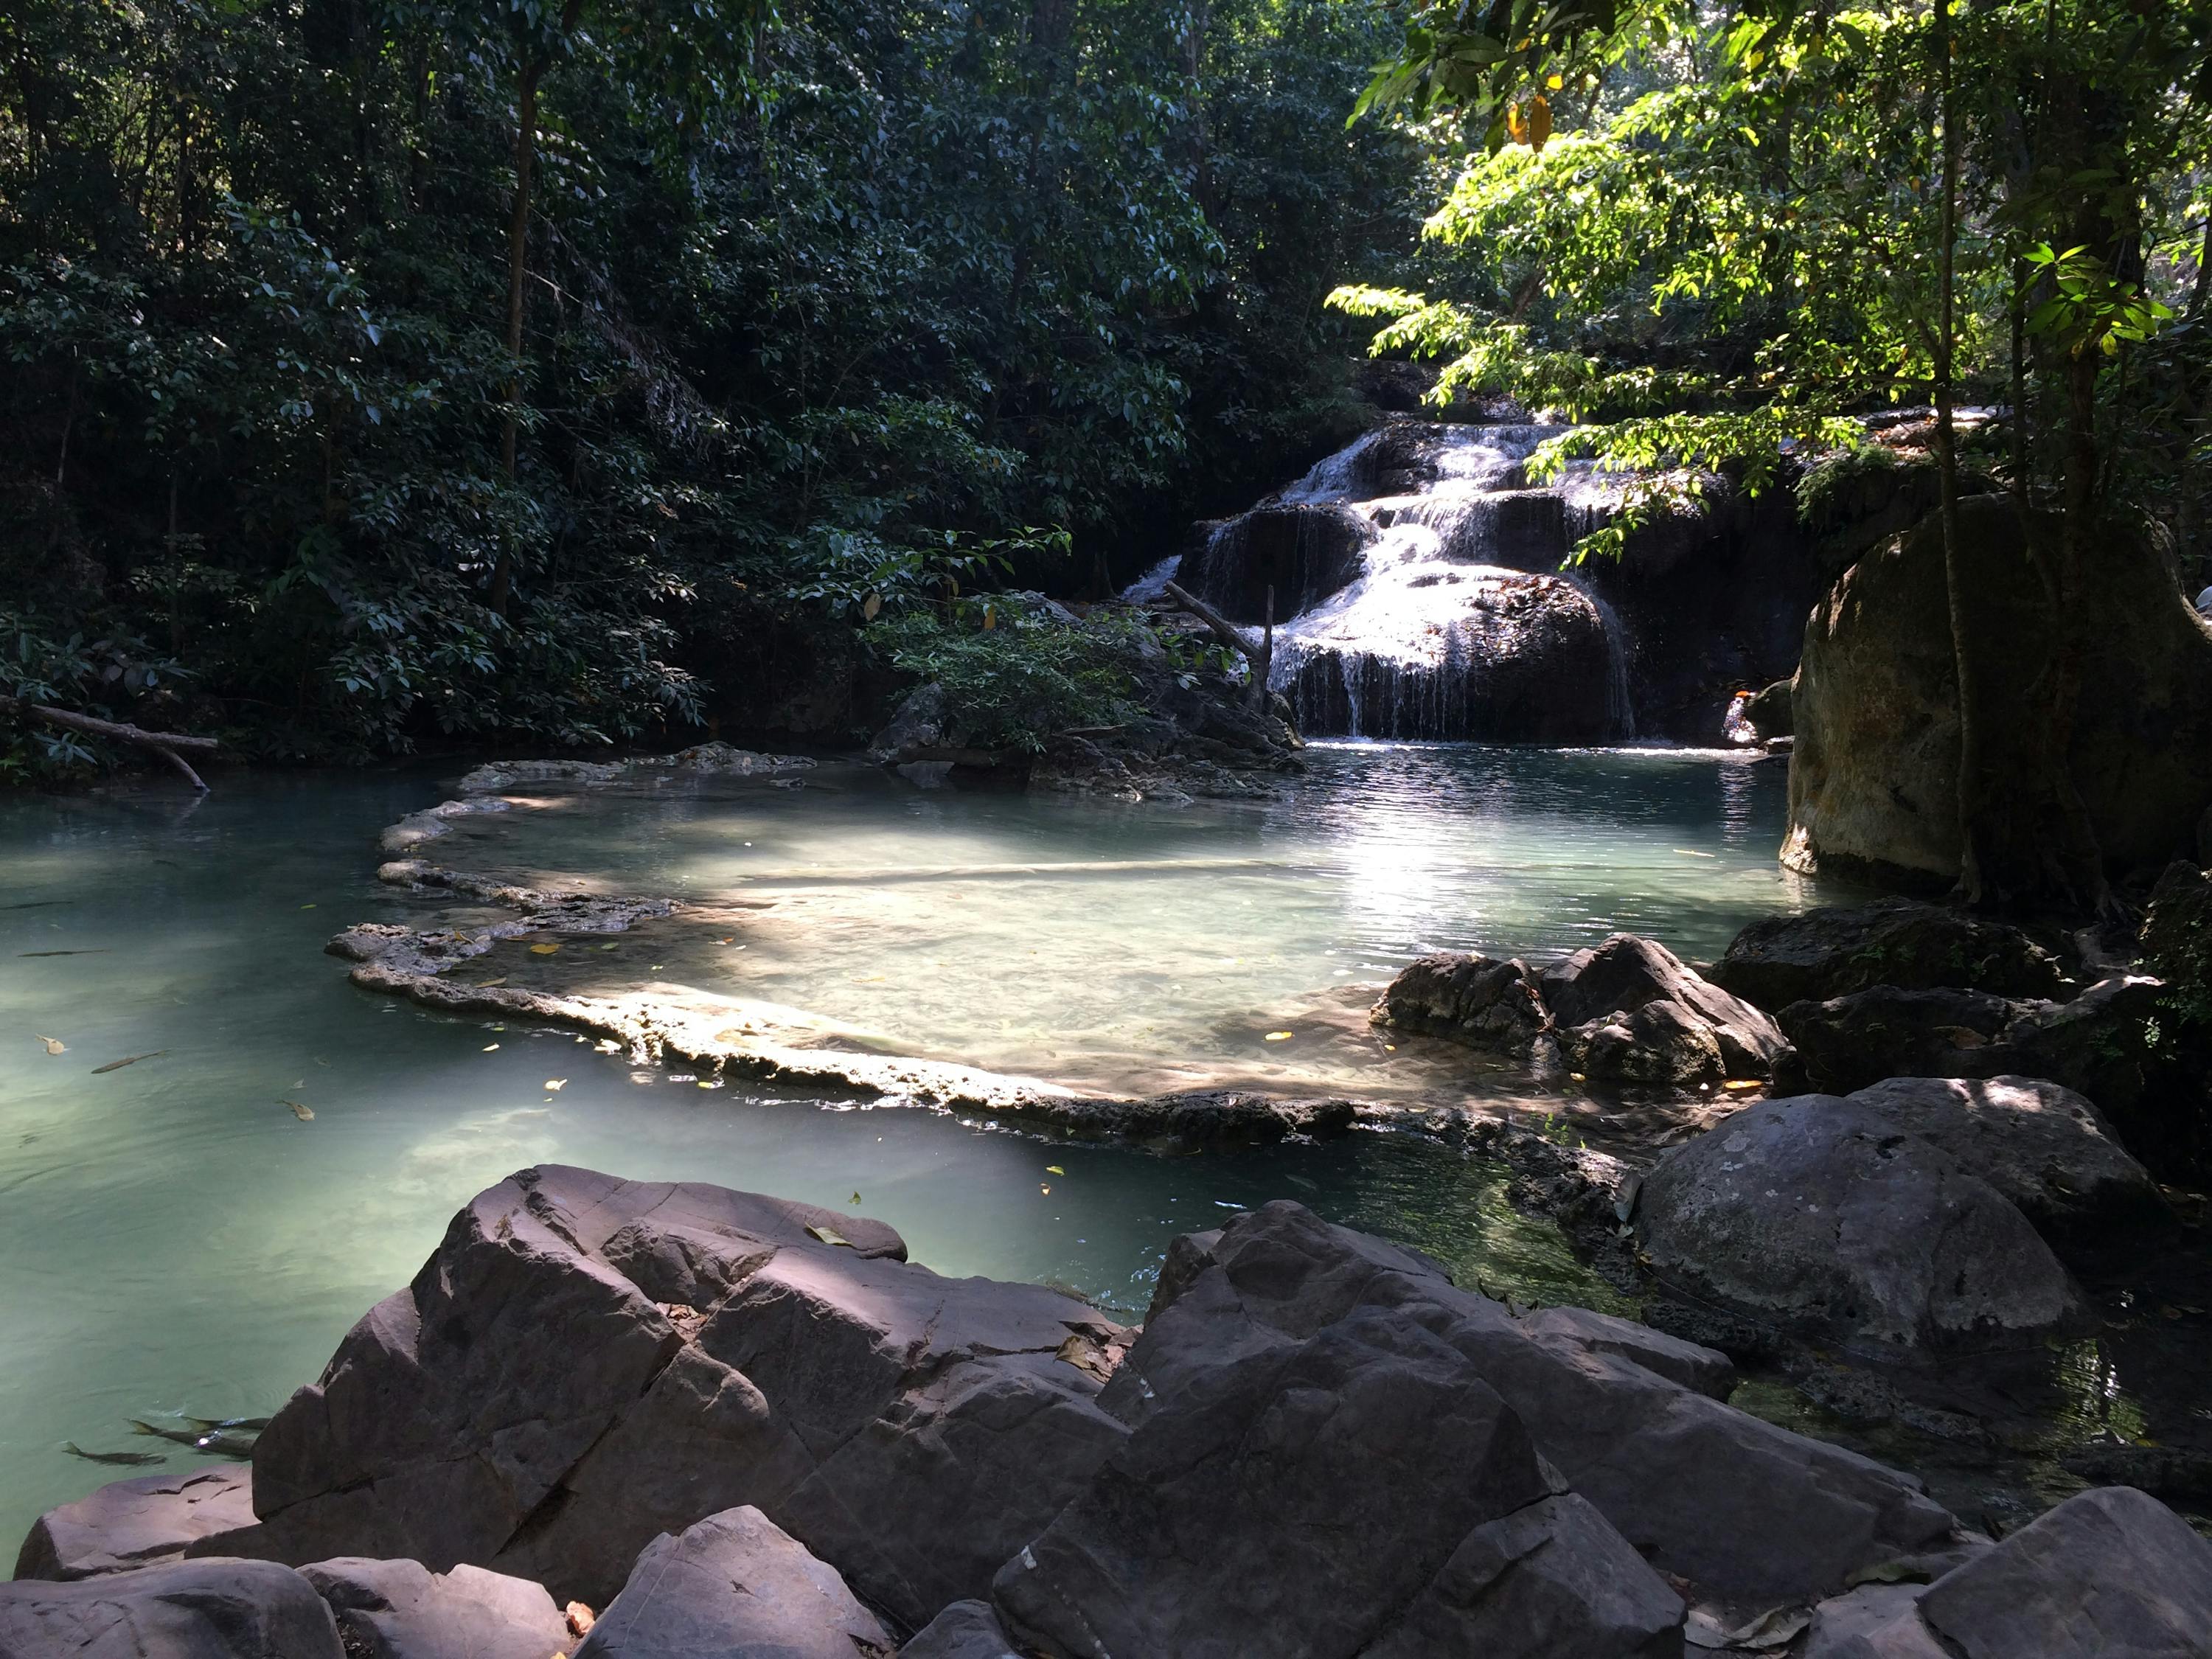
[1142,421,1646,742]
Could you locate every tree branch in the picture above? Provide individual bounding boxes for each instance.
[1,698,218,790]
[1163,580,1273,712]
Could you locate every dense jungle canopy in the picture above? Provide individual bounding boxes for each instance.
[5,0,2212,908]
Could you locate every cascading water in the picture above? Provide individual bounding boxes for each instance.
[1130,423,1639,742]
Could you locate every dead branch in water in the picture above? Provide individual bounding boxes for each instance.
[1,698,219,791]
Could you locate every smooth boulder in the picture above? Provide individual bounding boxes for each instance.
[1785,497,2212,885]
[1711,898,2063,1009]
[1638,1097,2078,1349]
[1079,1202,1955,1606]
[1841,1075,2168,1239]
[0,1558,344,1659]
[204,1166,1129,1624]
[298,1558,570,1659]
[572,1506,892,1659]
[14,1465,255,1582]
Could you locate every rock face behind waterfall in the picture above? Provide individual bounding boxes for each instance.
[1787,497,2212,885]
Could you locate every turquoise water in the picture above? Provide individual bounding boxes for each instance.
[0,748,1812,1545]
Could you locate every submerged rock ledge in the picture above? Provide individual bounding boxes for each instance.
[13,1166,2210,1658]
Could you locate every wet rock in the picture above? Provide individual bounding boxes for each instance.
[0,1558,344,1659]
[1098,1201,1956,1605]
[1778,975,2211,1180]
[1840,1076,2170,1239]
[198,1167,1126,1627]
[1710,898,2064,1011]
[1777,984,2016,1093]
[379,796,510,855]
[897,1600,1020,1659]
[298,1557,569,1659]
[573,1506,892,1659]
[1806,1486,2212,1659]
[1638,1096,2078,1349]
[1517,1306,1736,1400]
[992,1293,1683,1659]
[1281,568,1626,743]
[1175,501,1375,624]
[867,684,956,765]
[14,1464,255,1581]
[1031,1088,1354,1146]
[1564,998,1728,1086]
[1541,933,1796,1082]
[1370,953,1550,1054]
[1786,497,2212,887]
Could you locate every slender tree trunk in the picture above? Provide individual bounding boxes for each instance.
[1931,0,1983,902]
[486,49,544,618]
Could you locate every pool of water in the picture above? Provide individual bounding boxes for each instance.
[11,751,2181,1557]
[4,753,1764,1546]
[425,742,1835,1096]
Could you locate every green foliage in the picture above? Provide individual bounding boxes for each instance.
[0,0,1431,768]
[866,603,1155,755]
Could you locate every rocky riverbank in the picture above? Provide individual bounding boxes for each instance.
[13,1164,2211,1658]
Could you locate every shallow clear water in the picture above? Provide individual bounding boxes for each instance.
[431,742,1832,1096]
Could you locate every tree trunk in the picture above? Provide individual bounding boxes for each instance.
[486,49,544,619]
[1163,580,1271,710]
[1932,0,1983,902]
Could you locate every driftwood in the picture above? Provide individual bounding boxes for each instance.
[1162,580,1274,712]
[1,697,218,791]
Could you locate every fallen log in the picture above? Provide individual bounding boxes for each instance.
[1,697,218,791]
[1162,580,1273,712]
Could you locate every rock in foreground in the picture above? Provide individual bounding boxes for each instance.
[1638,1096,2078,1349]
[299,1557,570,1659]
[13,1464,254,1581]
[209,1166,1127,1625]
[572,1506,891,1659]
[0,1558,344,1659]
[1801,1485,2212,1658]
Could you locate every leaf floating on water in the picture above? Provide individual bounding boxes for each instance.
[477,977,508,989]
[1046,1165,1065,1175]
[1722,1079,1762,1091]
[483,1043,501,1051]
[850,974,886,984]
[282,1099,314,1121]
[545,1079,567,1091]
[35,1035,66,1055]
[529,942,561,955]
[63,1442,164,1467]
[806,1224,853,1248]
[1040,1183,1052,1195]
[1263,1030,1293,1042]
[848,1191,862,1205]
[91,1051,166,1074]
[299,903,316,910]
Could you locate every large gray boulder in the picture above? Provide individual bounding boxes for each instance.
[1801,1486,2212,1658]
[0,1558,344,1659]
[897,1601,1020,1658]
[1638,1097,2079,1349]
[572,1507,892,1659]
[192,1167,1129,1625]
[992,1291,1683,1658]
[1071,1203,1955,1608]
[297,1558,570,1659]
[1517,1304,1736,1399]
[1710,898,2064,1010]
[14,1466,255,1581]
[1541,933,1796,1083]
[1785,497,2212,887]
[1841,1076,2169,1239]
[1370,952,1550,1055]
